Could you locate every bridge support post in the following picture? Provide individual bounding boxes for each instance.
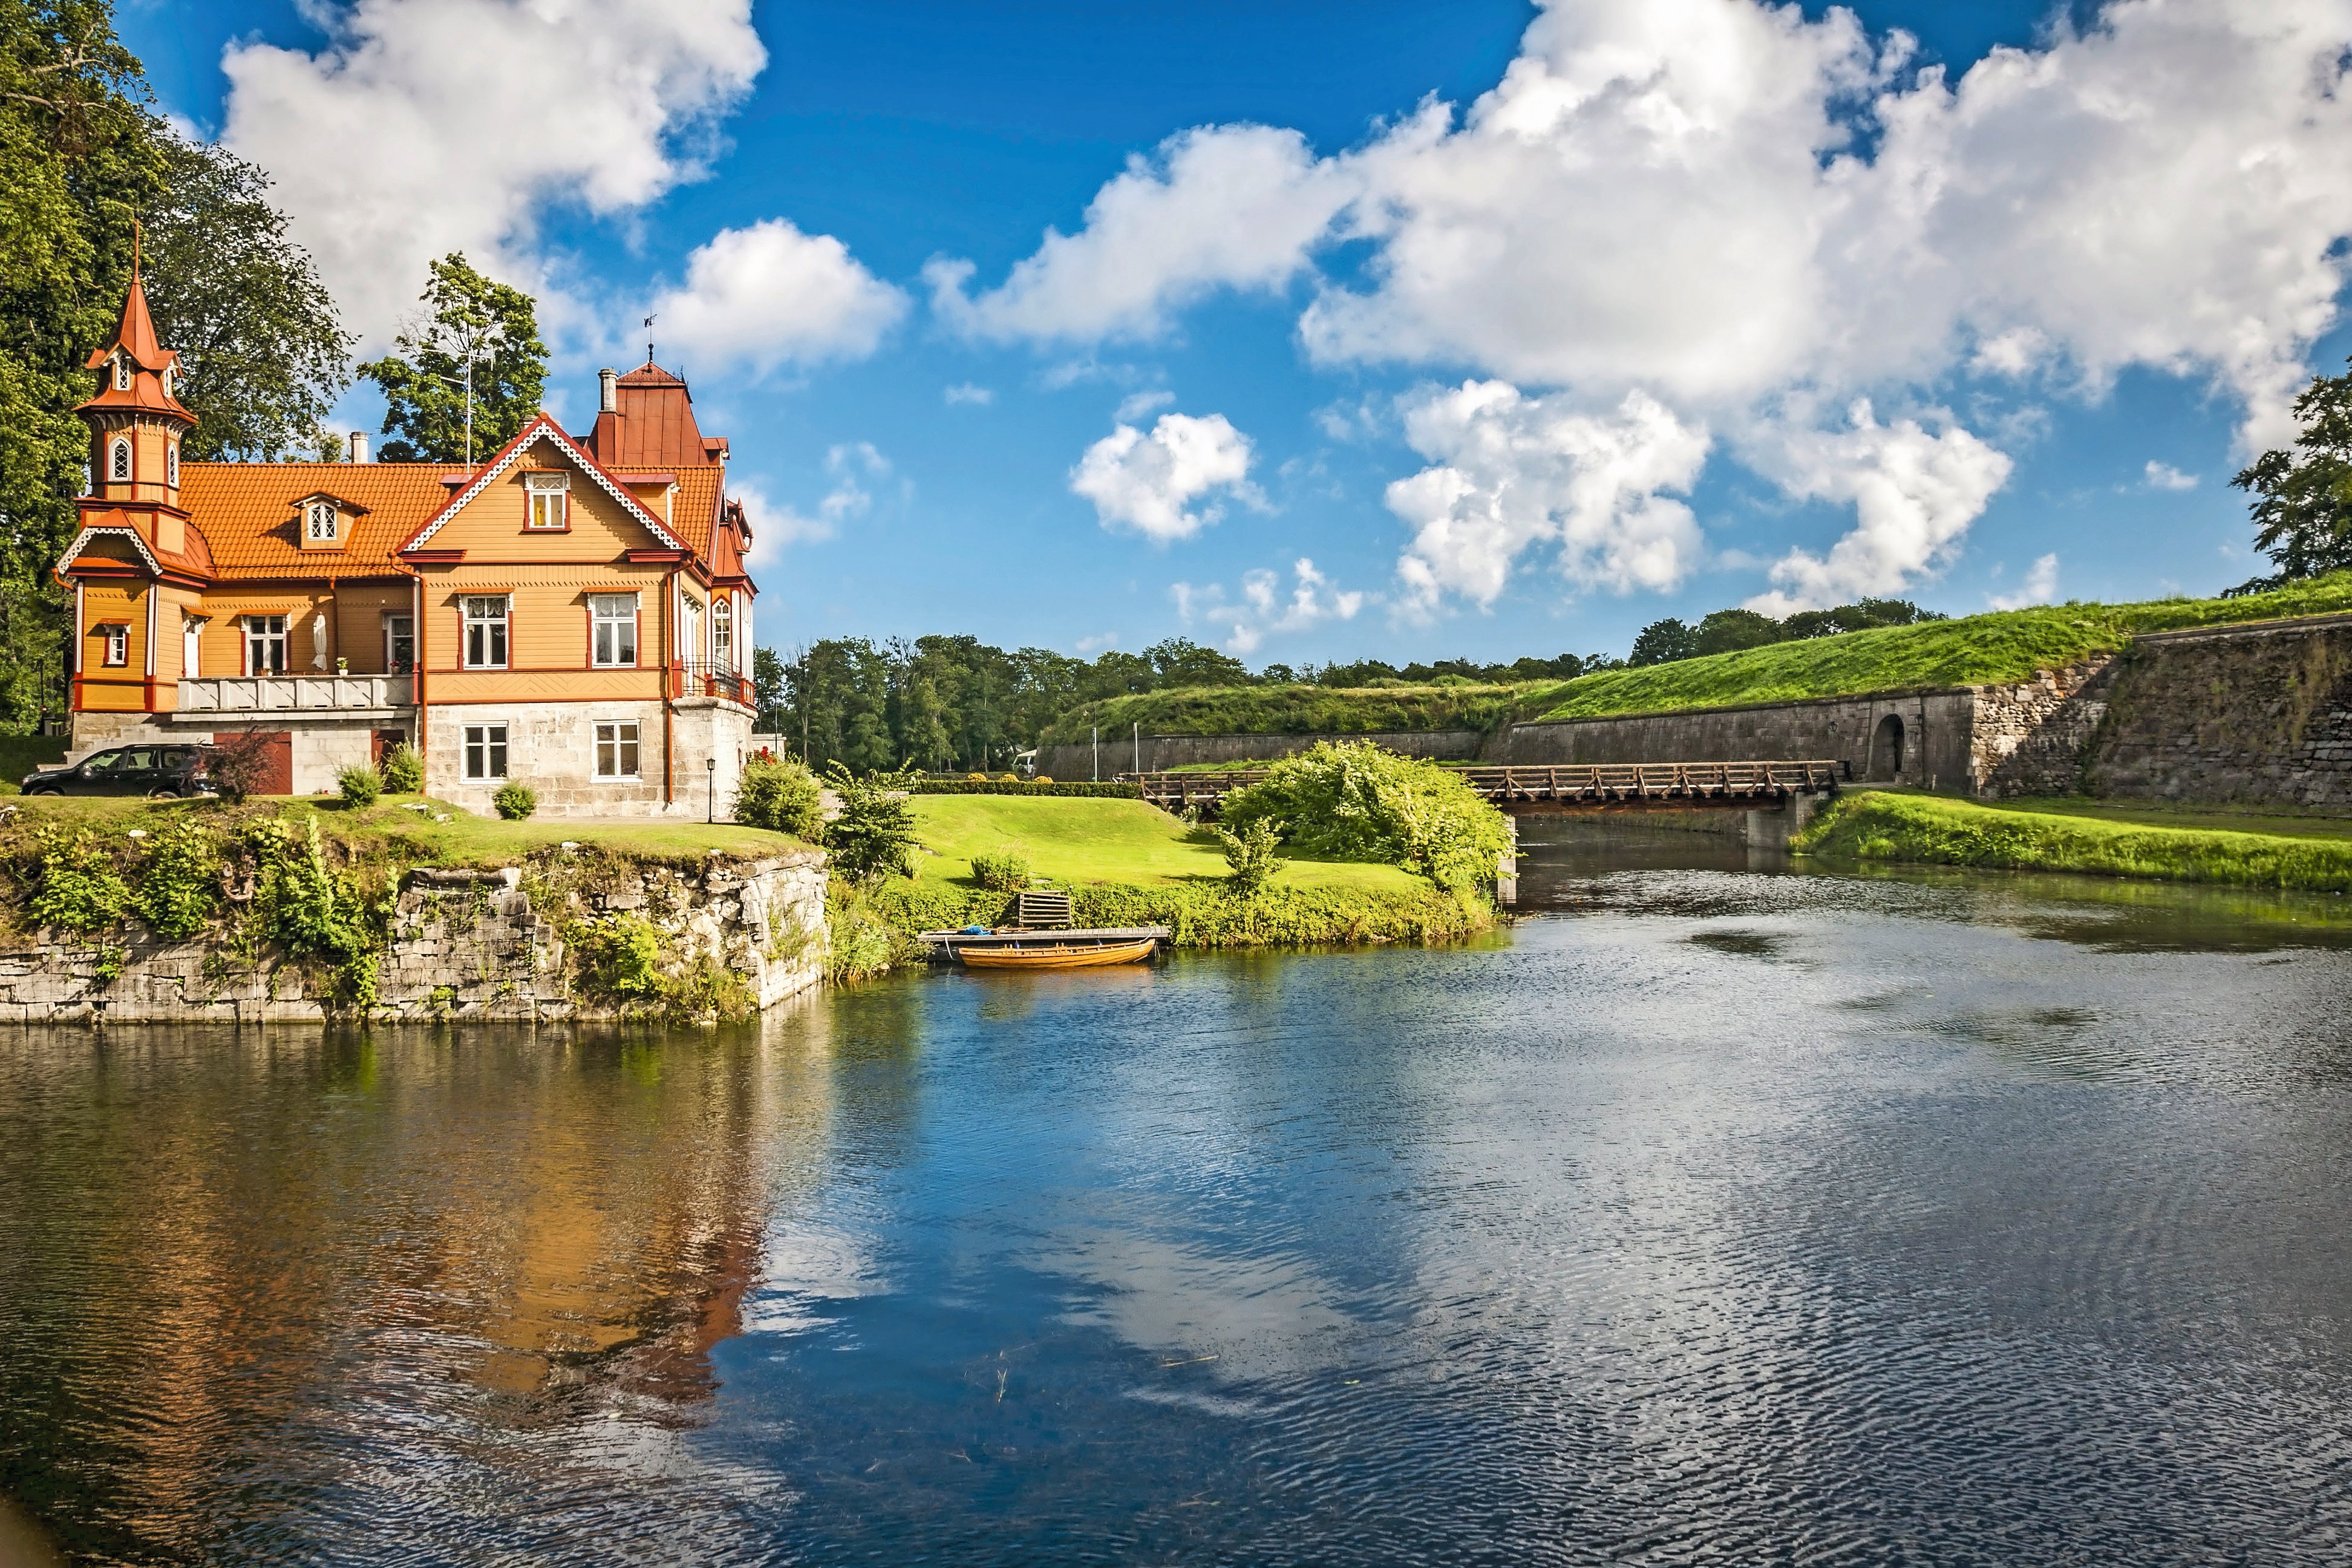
[1745,790,1822,852]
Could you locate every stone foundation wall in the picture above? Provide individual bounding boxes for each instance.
[2087,614,2352,810]
[423,696,753,818]
[1968,659,2118,797]
[0,852,827,1025]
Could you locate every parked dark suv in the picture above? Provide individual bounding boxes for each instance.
[21,744,215,798]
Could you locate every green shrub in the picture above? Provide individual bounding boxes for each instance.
[577,912,665,998]
[492,782,536,820]
[243,817,385,1003]
[734,756,824,837]
[1216,817,1281,894]
[379,743,423,793]
[337,765,382,807]
[969,847,1031,892]
[823,763,921,882]
[1220,740,1514,892]
[31,828,129,933]
[136,819,220,939]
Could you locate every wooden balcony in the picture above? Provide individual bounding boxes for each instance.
[177,674,414,714]
[673,661,754,708]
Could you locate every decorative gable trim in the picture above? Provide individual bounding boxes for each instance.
[58,526,163,577]
[397,414,688,557]
[290,491,373,517]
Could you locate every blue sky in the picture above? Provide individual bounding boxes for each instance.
[121,1,2352,667]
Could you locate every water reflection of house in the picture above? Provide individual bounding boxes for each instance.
[57,266,757,815]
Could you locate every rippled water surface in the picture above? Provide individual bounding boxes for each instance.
[7,841,2352,1565]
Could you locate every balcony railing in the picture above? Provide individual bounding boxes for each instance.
[178,674,414,713]
[673,661,753,708]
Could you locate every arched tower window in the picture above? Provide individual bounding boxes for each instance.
[112,355,130,393]
[711,595,733,671]
[165,443,179,488]
[109,437,131,482]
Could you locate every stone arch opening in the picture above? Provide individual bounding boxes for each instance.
[1869,713,1906,782]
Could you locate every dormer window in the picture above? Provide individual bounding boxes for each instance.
[112,354,130,393]
[306,501,339,543]
[524,472,569,530]
[109,437,131,482]
[160,365,174,399]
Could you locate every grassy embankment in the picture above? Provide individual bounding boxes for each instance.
[1795,791,2352,895]
[1043,574,2352,747]
[835,794,1492,974]
[1528,573,2352,722]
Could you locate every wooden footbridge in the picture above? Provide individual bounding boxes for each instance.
[1127,760,1845,815]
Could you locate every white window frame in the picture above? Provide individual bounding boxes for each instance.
[165,443,178,488]
[160,364,174,399]
[711,594,733,673]
[462,596,509,670]
[181,615,206,680]
[98,624,128,667]
[243,614,287,676]
[589,593,638,668]
[384,614,414,673]
[463,723,509,780]
[524,472,569,531]
[305,501,338,544]
[109,437,131,483]
[594,720,641,780]
[678,594,702,665]
[112,355,130,393]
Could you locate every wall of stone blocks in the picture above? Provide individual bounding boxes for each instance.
[1496,689,1978,790]
[423,697,753,819]
[2087,615,2352,811]
[0,851,827,1025]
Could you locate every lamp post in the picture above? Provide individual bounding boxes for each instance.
[707,754,717,824]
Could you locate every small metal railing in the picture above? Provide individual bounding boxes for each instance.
[671,660,753,707]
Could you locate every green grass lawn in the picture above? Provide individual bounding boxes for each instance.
[0,792,812,866]
[906,794,1422,892]
[1796,791,2352,893]
[1528,572,2352,723]
[1979,795,2352,842]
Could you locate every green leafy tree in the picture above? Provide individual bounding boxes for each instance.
[752,645,789,736]
[143,137,351,460]
[2233,361,2352,586]
[359,253,548,463]
[1215,817,1281,894]
[1629,618,1699,667]
[822,762,921,882]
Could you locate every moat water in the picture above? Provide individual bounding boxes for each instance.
[5,828,2352,1565]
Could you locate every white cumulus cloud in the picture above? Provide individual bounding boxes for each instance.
[1989,552,2061,610]
[221,0,768,350]
[2144,460,2199,491]
[645,220,906,376]
[940,0,2352,608]
[944,383,995,406]
[1746,402,2015,613]
[1174,558,1364,655]
[1386,384,1711,616]
[928,124,1351,342]
[1070,412,1259,542]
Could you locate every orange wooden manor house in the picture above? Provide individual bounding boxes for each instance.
[57,267,759,817]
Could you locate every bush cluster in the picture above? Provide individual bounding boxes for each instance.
[969,848,1031,892]
[337,765,381,807]
[1220,740,1513,892]
[822,763,922,882]
[735,756,824,837]
[492,782,537,820]
[380,743,424,794]
[1215,817,1281,893]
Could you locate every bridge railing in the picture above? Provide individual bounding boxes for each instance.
[1122,760,1844,811]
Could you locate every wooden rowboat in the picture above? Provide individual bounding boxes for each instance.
[957,936,1158,970]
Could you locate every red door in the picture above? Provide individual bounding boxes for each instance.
[214,731,294,796]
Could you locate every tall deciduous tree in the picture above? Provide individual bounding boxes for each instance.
[0,1,350,731]
[2233,361,2352,587]
[142,137,351,460]
[359,254,548,463]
